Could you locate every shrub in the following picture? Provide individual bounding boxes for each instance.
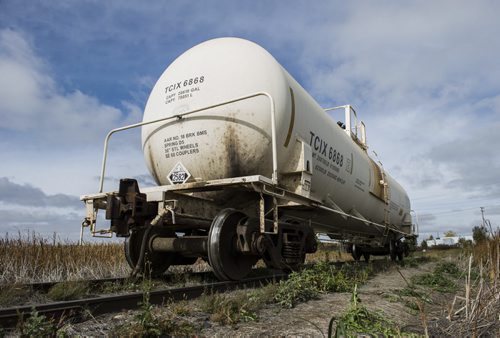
[435,261,461,278]
[113,278,195,336]
[274,261,370,308]
[411,272,457,293]
[199,291,260,325]
[47,281,89,301]
[330,285,404,337]
[18,308,56,337]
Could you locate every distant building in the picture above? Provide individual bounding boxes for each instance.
[425,235,473,247]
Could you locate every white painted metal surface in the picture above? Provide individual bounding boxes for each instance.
[97,91,276,192]
[140,37,412,235]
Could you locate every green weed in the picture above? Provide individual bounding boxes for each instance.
[0,285,31,307]
[329,285,405,337]
[274,261,370,308]
[397,287,433,303]
[170,299,191,316]
[397,256,418,267]
[136,279,160,336]
[410,262,461,293]
[434,261,461,278]
[274,270,320,308]
[17,308,56,336]
[47,281,89,301]
[248,283,278,305]
[113,277,195,336]
[384,287,433,313]
[411,272,456,292]
[405,261,462,294]
[199,291,260,325]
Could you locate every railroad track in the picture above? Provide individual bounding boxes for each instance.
[0,259,381,329]
[4,259,362,294]
[0,272,286,328]
[8,270,217,295]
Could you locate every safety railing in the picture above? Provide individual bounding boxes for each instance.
[97,91,277,193]
[410,209,420,236]
[325,104,367,150]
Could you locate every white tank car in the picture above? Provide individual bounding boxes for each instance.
[81,37,416,280]
[142,37,412,237]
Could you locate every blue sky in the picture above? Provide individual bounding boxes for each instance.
[1,0,499,241]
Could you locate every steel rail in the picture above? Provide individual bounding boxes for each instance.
[4,270,218,295]
[0,273,286,329]
[6,277,134,294]
[0,259,394,329]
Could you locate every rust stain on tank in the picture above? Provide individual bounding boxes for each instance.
[224,123,244,178]
[147,143,161,185]
[221,111,262,178]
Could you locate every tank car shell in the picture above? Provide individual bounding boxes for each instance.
[141,37,411,236]
[142,38,292,184]
[80,37,415,281]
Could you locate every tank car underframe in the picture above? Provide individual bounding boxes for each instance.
[81,175,412,280]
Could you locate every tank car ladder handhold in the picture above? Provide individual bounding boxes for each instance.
[259,192,279,234]
[324,105,368,151]
[96,91,279,194]
[378,162,391,238]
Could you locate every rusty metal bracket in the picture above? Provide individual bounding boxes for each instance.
[80,199,113,244]
[262,184,286,198]
[153,197,177,225]
[258,192,279,234]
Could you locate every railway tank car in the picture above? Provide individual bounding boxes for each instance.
[81,37,417,280]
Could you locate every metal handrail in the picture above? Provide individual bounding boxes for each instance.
[324,104,356,114]
[410,209,420,236]
[324,104,367,149]
[317,204,410,236]
[324,104,355,138]
[98,91,277,193]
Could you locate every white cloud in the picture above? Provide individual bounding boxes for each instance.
[0,28,148,198]
[1,1,499,240]
[301,2,500,108]
[0,177,80,207]
[0,177,84,239]
[0,29,141,143]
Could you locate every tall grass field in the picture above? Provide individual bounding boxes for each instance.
[0,232,129,284]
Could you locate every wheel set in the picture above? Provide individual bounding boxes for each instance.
[389,239,405,261]
[351,244,370,262]
[207,209,259,280]
[125,208,316,281]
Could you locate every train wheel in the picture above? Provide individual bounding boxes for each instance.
[208,209,258,281]
[124,227,174,277]
[352,244,362,261]
[363,253,370,262]
[403,242,410,257]
[389,240,397,261]
[397,250,404,261]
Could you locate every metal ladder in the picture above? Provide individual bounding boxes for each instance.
[379,163,391,237]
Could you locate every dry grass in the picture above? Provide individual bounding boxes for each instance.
[442,236,500,337]
[0,232,129,284]
[306,242,353,263]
